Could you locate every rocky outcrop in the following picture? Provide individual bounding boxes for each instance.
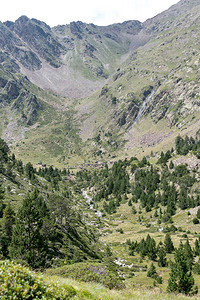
[0,73,43,126]
[0,21,42,71]
[12,16,65,68]
[12,91,42,125]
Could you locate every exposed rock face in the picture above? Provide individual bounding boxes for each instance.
[12,91,42,125]
[0,21,42,71]
[0,73,42,125]
[0,77,7,88]
[5,80,20,99]
[70,21,83,39]
[12,16,65,68]
[0,16,148,98]
[0,0,199,157]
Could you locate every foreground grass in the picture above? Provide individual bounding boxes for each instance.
[1,260,199,300]
[45,275,200,300]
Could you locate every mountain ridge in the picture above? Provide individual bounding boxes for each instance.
[0,0,199,167]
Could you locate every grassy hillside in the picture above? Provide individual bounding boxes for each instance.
[74,0,200,164]
[1,130,200,297]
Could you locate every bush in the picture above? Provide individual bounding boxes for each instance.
[0,260,76,299]
[193,263,200,275]
[197,208,200,219]
[46,262,125,290]
[116,228,124,234]
[193,218,199,224]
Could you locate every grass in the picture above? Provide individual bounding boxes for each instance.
[92,193,200,295]
[45,274,200,300]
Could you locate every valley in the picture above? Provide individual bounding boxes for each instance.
[0,0,200,299]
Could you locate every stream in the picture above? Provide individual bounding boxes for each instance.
[82,189,134,269]
[82,189,103,217]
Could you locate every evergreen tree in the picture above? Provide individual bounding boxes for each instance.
[164,233,174,253]
[25,162,35,181]
[194,239,200,256]
[147,263,157,278]
[184,239,194,270]
[147,236,157,261]
[0,138,9,172]
[9,190,58,268]
[132,206,137,214]
[0,203,15,257]
[169,160,174,169]
[147,263,163,284]
[128,199,132,206]
[167,246,197,295]
[0,183,5,218]
[158,247,167,267]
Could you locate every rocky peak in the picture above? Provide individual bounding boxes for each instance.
[70,21,84,38]
[11,16,66,68]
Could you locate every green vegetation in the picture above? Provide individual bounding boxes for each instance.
[46,261,124,290]
[0,138,104,267]
[175,133,200,158]
[0,260,76,299]
[168,245,198,295]
[0,1,200,297]
[1,122,200,298]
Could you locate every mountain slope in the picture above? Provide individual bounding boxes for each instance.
[0,0,199,167]
[74,0,200,162]
[0,17,148,99]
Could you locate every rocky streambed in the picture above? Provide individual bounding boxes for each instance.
[82,189,102,218]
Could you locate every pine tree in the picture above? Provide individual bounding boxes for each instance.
[184,239,194,270]
[154,209,158,217]
[25,162,35,181]
[158,247,167,267]
[0,183,5,218]
[9,190,52,268]
[128,199,132,206]
[194,239,200,256]
[197,208,200,219]
[169,160,174,169]
[0,203,15,257]
[147,237,157,261]
[147,263,157,278]
[164,233,174,253]
[167,246,197,295]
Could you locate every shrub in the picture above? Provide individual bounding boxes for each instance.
[46,262,125,290]
[0,260,76,299]
[193,263,200,275]
[116,228,124,234]
[193,218,199,224]
[197,208,200,219]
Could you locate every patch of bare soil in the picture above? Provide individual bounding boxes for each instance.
[79,112,96,142]
[20,61,105,99]
[76,101,96,141]
[2,113,28,144]
[125,129,174,149]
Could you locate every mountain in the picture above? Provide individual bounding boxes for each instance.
[0,16,147,98]
[1,1,200,298]
[75,0,200,161]
[0,0,199,168]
